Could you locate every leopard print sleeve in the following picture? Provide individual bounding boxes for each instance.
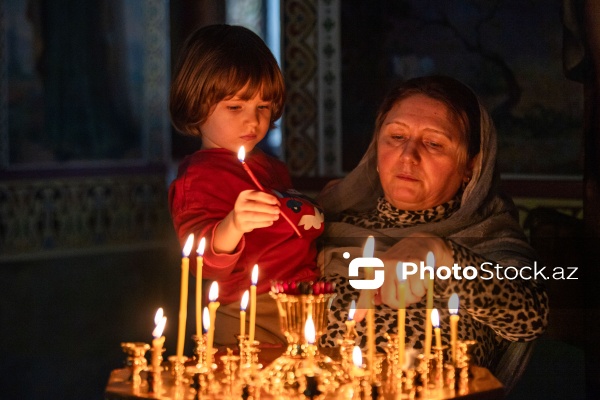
[440,240,549,341]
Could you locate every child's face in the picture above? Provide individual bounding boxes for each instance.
[200,89,272,152]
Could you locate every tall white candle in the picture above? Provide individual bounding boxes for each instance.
[396,262,406,366]
[363,236,376,382]
[206,282,220,368]
[196,237,206,337]
[151,308,166,371]
[240,290,249,338]
[449,293,460,363]
[249,264,259,342]
[424,251,435,356]
[176,234,194,359]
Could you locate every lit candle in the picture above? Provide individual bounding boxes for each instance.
[345,300,357,339]
[424,251,435,356]
[351,346,366,378]
[431,308,441,349]
[395,262,406,366]
[202,307,210,363]
[249,264,259,343]
[151,308,167,371]
[363,236,376,382]
[449,293,460,363]
[206,281,220,368]
[203,306,210,334]
[240,290,249,338]
[196,237,206,337]
[304,314,316,373]
[176,234,194,359]
[237,146,302,238]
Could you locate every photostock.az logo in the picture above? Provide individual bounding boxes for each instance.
[348,256,385,290]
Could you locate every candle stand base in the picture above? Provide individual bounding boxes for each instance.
[168,355,188,386]
[120,342,150,390]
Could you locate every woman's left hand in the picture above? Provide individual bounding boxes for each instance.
[353,232,454,322]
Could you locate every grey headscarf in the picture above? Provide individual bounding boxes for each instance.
[317,91,536,276]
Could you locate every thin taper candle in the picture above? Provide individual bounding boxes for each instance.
[249,264,259,342]
[449,293,460,363]
[396,262,406,366]
[363,236,376,382]
[206,282,220,368]
[240,290,249,338]
[176,234,194,359]
[196,237,206,337]
[424,251,435,356]
[151,308,166,371]
[237,146,302,237]
[431,308,441,349]
[202,307,210,365]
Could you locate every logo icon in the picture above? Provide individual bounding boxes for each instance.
[348,257,385,289]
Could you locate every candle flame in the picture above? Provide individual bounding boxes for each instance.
[348,300,356,321]
[183,234,194,257]
[426,251,435,268]
[363,235,375,257]
[251,264,259,285]
[304,315,316,344]
[203,307,210,331]
[237,146,246,162]
[449,293,459,314]
[208,281,219,301]
[154,308,164,325]
[152,308,167,338]
[431,308,440,328]
[197,237,206,256]
[395,261,406,282]
[241,290,249,311]
[352,346,362,367]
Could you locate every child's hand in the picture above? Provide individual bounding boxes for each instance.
[213,190,281,254]
[231,190,281,233]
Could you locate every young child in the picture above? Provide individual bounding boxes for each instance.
[168,24,324,345]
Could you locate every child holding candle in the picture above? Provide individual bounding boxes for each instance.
[168,24,324,346]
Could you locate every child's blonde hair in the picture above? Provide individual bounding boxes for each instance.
[170,24,285,137]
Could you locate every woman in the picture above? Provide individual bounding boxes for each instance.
[317,76,548,375]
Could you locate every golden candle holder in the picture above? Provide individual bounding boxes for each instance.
[240,363,263,400]
[260,282,345,397]
[120,342,150,390]
[432,345,447,390]
[238,335,262,368]
[444,363,456,390]
[146,369,162,395]
[455,340,477,395]
[220,348,241,396]
[187,364,212,398]
[269,291,333,357]
[415,352,434,396]
[191,334,208,367]
[168,355,188,386]
[338,337,357,379]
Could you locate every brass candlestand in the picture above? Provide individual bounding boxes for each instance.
[120,342,150,391]
[261,285,344,396]
[456,340,477,395]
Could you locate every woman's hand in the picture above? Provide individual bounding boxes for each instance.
[354,232,454,321]
[213,190,280,253]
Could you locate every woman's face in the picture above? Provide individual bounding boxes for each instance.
[377,94,472,210]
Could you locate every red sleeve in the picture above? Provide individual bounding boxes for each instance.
[168,151,250,279]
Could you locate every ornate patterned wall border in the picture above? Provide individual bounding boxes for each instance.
[317,0,342,176]
[283,0,318,176]
[282,0,342,177]
[0,175,173,262]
